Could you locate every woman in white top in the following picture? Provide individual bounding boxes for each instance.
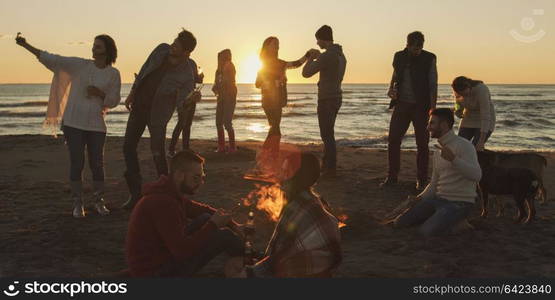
[16,34,121,218]
[452,76,496,151]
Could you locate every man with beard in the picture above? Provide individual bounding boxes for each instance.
[391,108,481,237]
[125,150,244,277]
[382,31,438,190]
[122,29,202,210]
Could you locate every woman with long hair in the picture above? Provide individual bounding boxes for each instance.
[16,34,121,218]
[212,49,238,152]
[451,76,496,151]
[255,37,308,173]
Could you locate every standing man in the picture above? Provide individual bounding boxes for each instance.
[122,29,200,210]
[302,25,347,177]
[382,31,438,190]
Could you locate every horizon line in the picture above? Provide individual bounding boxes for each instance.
[1,82,554,85]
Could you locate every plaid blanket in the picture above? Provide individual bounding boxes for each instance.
[253,190,342,277]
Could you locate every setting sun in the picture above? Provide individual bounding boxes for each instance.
[238,53,262,84]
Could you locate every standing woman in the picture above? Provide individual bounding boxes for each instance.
[16,34,121,218]
[451,76,496,151]
[212,49,238,153]
[255,37,308,171]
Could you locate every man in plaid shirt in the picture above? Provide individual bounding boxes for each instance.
[251,152,342,277]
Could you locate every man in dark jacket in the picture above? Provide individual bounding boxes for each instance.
[302,25,347,177]
[122,29,201,209]
[125,150,244,277]
[382,31,438,190]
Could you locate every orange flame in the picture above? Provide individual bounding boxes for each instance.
[337,214,348,229]
[242,184,285,222]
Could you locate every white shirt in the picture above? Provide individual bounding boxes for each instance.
[39,51,121,133]
[419,130,482,203]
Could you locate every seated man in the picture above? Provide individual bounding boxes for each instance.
[125,150,244,277]
[393,108,481,236]
[230,152,342,277]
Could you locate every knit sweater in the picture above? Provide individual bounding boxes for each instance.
[419,130,482,203]
[458,83,496,133]
[38,51,121,133]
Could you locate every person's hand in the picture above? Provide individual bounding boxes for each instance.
[198,72,205,82]
[124,90,135,111]
[209,209,233,228]
[387,88,398,100]
[87,86,105,99]
[434,144,456,162]
[101,105,109,116]
[15,32,26,46]
[190,90,202,103]
[308,49,321,60]
[475,142,485,152]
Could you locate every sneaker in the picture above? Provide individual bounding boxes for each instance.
[73,202,85,218]
[379,177,398,188]
[94,201,110,216]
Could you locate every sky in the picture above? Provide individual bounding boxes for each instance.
[0,0,554,84]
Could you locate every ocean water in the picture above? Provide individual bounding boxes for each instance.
[0,83,554,151]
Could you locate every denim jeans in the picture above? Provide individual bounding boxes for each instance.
[458,127,492,146]
[169,103,197,152]
[62,125,106,182]
[158,213,244,277]
[387,102,430,181]
[215,99,236,131]
[318,100,341,170]
[394,195,473,236]
[123,108,168,198]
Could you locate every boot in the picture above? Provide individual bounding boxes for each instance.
[216,128,226,153]
[70,181,85,218]
[93,181,110,216]
[227,128,237,153]
[122,174,142,210]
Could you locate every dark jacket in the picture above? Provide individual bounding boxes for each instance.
[302,44,347,102]
[125,175,217,277]
[132,43,198,126]
[390,48,437,111]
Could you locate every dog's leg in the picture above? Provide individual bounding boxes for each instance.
[480,185,488,218]
[523,197,536,224]
[514,194,526,224]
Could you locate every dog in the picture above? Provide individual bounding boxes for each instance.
[477,150,540,224]
[488,151,547,204]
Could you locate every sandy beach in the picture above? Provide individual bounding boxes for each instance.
[1,134,554,278]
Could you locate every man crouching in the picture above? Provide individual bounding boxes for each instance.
[125,150,243,277]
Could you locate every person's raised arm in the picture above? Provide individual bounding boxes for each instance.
[285,52,309,69]
[302,50,324,78]
[15,35,41,58]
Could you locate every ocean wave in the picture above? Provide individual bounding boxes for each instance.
[0,111,44,118]
[0,101,48,108]
[494,93,544,97]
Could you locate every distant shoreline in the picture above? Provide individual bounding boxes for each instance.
[2,83,555,86]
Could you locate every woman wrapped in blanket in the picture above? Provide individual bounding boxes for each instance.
[227,152,342,278]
